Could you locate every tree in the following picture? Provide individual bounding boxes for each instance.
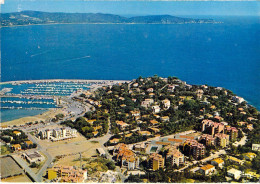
[106,161,116,170]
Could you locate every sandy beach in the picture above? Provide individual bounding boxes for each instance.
[1,108,65,127]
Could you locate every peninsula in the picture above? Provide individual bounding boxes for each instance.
[0,11,219,27]
[1,76,259,183]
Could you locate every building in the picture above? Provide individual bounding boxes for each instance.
[12,144,21,151]
[166,147,184,167]
[228,156,244,165]
[150,120,159,126]
[160,116,170,122]
[96,148,106,157]
[232,96,245,103]
[168,85,178,92]
[252,144,260,151]
[199,164,215,175]
[214,133,229,148]
[115,121,129,130]
[152,105,160,114]
[24,140,34,147]
[115,145,139,170]
[130,110,140,117]
[133,143,147,152]
[36,127,77,141]
[201,119,225,136]
[199,134,216,146]
[148,153,164,171]
[13,131,21,136]
[227,168,242,180]
[243,152,257,161]
[141,99,154,108]
[225,126,238,141]
[47,166,87,183]
[183,139,205,160]
[162,99,170,109]
[22,151,45,164]
[211,158,224,168]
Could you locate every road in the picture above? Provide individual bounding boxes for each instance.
[177,149,226,172]
[11,154,41,182]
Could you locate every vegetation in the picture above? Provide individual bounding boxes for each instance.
[0,11,217,27]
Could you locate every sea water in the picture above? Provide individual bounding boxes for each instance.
[1,16,259,123]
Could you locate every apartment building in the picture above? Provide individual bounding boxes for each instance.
[148,153,165,171]
[47,166,87,183]
[199,134,216,147]
[183,139,205,160]
[166,147,184,167]
[36,127,77,141]
[214,133,229,148]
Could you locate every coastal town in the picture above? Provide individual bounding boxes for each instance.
[1,76,260,183]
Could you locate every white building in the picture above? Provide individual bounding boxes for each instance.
[162,99,170,109]
[152,105,160,114]
[232,96,245,103]
[141,99,154,108]
[227,168,242,180]
[36,127,77,141]
[22,151,45,164]
[252,144,260,152]
[166,149,184,167]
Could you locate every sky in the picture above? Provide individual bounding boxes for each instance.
[0,0,259,16]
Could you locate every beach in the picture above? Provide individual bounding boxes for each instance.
[1,108,64,127]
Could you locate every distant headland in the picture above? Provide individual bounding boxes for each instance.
[0,11,221,27]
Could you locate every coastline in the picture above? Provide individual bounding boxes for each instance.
[1,108,64,127]
[0,21,223,28]
[0,79,130,85]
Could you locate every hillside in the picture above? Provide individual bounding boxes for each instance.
[1,11,217,27]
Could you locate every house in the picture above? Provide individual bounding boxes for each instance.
[227,168,242,180]
[243,152,257,161]
[211,158,224,168]
[24,140,34,147]
[252,144,260,151]
[149,127,160,133]
[130,110,140,117]
[162,99,170,109]
[13,131,21,136]
[138,131,152,136]
[141,99,154,108]
[150,120,159,126]
[148,153,164,171]
[12,144,22,151]
[247,124,254,131]
[232,96,245,103]
[110,138,120,144]
[199,164,215,175]
[22,151,45,164]
[92,131,99,136]
[152,105,160,114]
[168,85,178,92]
[228,156,244,165]
[160,116,170,122]
[146,88,154,93]
[115,121,129,130]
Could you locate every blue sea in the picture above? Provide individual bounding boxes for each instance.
[1,16,259,122]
